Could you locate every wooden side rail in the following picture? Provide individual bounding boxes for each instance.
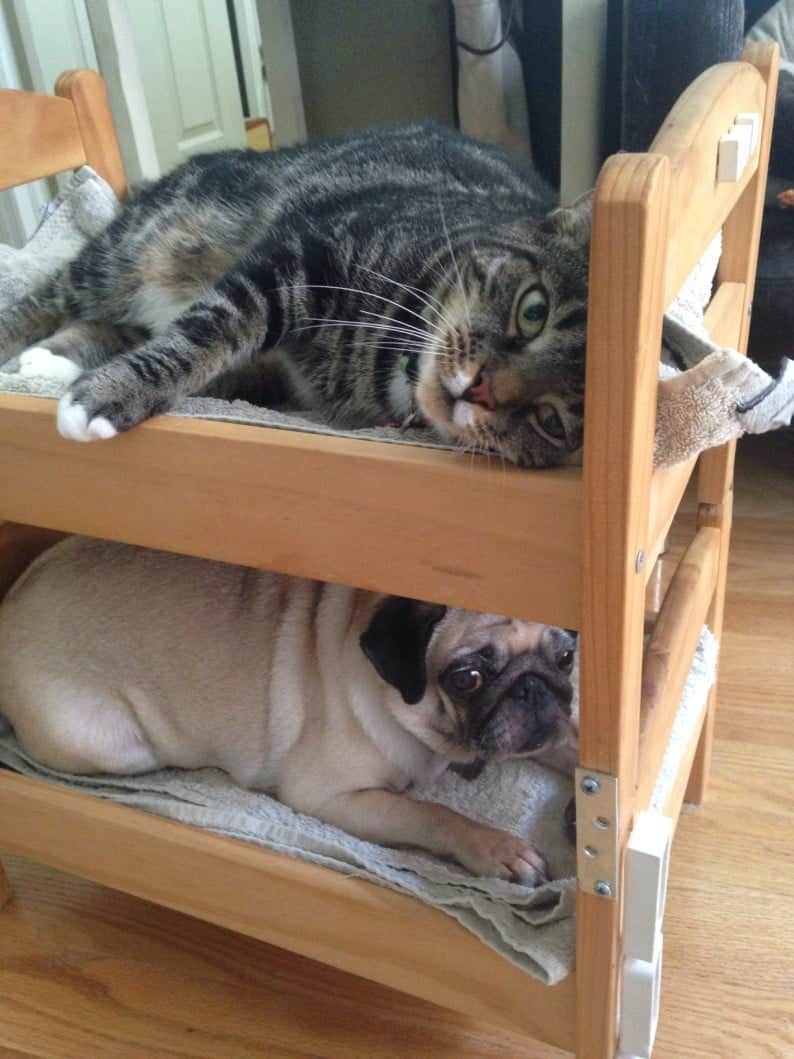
[0,70,126,198]
[651,62,767,306]
[0,770,576,1050]
[0,395,583,628]
[636,526,720,810]
[645,279,748,573]
[0,89,84,189]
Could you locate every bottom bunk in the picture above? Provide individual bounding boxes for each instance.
[0,523,717,1054]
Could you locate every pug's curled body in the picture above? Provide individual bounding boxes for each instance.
[2,123,591,467]
[0,537,578,884]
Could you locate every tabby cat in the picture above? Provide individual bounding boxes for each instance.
[1,122,592,467]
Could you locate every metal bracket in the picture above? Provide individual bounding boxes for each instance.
[575,767,620,900]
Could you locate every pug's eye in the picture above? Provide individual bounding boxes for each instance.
[516,286,549,339]
[558,650,575,673]
[449,668,483,694]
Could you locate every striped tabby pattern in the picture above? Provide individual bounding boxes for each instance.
[1,123,591,467]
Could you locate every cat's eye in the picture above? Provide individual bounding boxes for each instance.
[558,650,575,673]
[516,286,549,339]
[537,403,565,439]
[449,668,483,694]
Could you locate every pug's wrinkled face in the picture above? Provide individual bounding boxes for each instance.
[428,614,576,766]
[360,599,577,773]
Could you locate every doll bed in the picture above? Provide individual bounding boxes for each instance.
[0,46,779,1059]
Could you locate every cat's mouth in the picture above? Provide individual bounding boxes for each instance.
[439,370,496,426]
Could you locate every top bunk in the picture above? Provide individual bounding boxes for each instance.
[0,49,777,628]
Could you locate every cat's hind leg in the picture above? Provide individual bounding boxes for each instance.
[0,279,63,365]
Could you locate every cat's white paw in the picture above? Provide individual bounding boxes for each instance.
[57,393,118,442]
[19,346,82,384]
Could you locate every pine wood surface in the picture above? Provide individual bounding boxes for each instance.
[576,150,670,1058]
[0,394,583,630]
[1,431,791,1059]
[637,525,720,811]
[686,42,779,810]
[55,70,127,200]
[0,771,574,1051]
[0,70,125,196]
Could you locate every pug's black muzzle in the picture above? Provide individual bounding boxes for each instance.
[470,659,573,756]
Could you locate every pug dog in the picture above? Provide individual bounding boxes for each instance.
[0,536,578,884]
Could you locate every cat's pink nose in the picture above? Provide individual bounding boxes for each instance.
[467,371,496,410]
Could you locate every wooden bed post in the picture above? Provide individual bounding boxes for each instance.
[55,68,127,199]
[576,153,671,1058]
[686,42,779,805]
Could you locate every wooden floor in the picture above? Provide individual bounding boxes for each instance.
[1,432,793,1059]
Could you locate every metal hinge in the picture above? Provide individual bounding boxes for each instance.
[575,767,620,900]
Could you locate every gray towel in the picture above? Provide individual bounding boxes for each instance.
[0,630,717,985]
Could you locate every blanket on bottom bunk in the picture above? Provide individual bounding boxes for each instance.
[1,166,793,461]
[0,629,718,985]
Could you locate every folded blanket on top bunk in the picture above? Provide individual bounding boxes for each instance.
[0,167,792,462]
[0,630,718,985]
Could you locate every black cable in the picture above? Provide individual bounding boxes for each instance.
[456,0,517,56]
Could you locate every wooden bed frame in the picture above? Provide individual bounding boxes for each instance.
[0,48,778,1058]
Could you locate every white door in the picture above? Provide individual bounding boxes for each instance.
[126,0,247,172]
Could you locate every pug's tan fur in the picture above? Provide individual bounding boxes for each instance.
[0,537,577,884]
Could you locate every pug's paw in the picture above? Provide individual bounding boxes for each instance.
[456,825,549,885]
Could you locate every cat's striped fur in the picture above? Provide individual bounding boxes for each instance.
[1,123,592,466]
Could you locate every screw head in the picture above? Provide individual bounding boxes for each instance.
[595,880,613,898]
[581,776,600,795]
[635,549,645,573]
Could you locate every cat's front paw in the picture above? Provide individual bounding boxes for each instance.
[57,362,167,442]
[57,391,120,441]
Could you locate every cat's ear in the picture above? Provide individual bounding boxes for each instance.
[360,597,447,705]
[542,189,594,246]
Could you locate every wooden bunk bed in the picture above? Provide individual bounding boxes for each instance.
[0,45,779,1059]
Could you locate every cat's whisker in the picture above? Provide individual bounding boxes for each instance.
[294,315,443,349]
[293,318,428,342]
[437,200,471,330]
[352,263,456,331]
[358,310,435,341]
[280,282,437,335]
[289,322,445,355]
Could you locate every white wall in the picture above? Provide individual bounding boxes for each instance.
[560,0,608,204]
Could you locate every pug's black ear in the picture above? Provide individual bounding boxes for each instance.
[360,597,447,705]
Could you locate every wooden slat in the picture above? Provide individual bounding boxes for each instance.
[647,457,697,576]
[703,280,748,349]
[645,279,747,570]
[577,153,671,1059]
[637,527,720,810]
[651,61,767,307]
[56,69,127,199]
[658,701,709,827]
[0,770,575,1050]
[688,43,779,804]
[0,87,85,190]
[0,394,583,627]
